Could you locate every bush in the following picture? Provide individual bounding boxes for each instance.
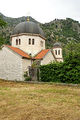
[40,53,80,84]
[24,71,31,81]
[25,76,31,81]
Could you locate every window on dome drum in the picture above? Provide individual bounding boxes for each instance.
[16,39,18,45]
[40,41,43,47]
[55,50,57,55]
[58,50,60,55]
[19,39,21,45]
[32,39,35,45]
[29,38,31,45]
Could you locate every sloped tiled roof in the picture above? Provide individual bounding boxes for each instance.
[5,45,31,59]
[4,45,50,60]
[34,49,50,59]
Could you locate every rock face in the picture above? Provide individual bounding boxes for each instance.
[0,13,80,47]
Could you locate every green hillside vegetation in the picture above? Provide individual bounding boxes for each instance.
[0,15,7,48]
[0,13,38,45]
[41,18,80,47]
[0,13,80,46]
[0,13,80,57]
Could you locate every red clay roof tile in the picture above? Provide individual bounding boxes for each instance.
[34,49,50,59]
[5,45,30,59]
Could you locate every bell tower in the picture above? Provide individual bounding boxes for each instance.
[53,42,63,62]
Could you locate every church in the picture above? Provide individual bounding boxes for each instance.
[0,18,63,81]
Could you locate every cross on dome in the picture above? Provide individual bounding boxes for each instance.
[27,16,30,22]
[26,11,30,22]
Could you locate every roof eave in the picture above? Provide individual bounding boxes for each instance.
[10,33,46,40]
[22,57,32,59]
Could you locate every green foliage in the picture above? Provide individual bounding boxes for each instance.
[62,40,80,59]
[0,16,7,28]
[31,60,40,68]
[40,62,62,82]
[41,18,80,47]
[0,13,80,49]
[40,53,80,84]
[24,71,31,81]
[0,16,7,48]
[0,36,5,48]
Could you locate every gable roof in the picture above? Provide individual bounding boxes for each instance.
[4,45,51,60]
[34,49,50,59]
[5,45,31,59]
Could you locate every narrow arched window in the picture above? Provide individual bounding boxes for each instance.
[58,50,60,55]
[16,39,18,45]
[40,41,43,47]
[32,39,34,45]
[19,39,21,45]
[55,50,57,55]
[29,38,31,45]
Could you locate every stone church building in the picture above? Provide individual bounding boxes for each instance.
[0,19,63,81]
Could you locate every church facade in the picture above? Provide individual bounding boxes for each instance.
[0,20,63,81]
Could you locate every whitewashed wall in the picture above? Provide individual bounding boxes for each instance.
[12,35,45,56]
[41,51,55,65]
[22,58,32,80]
[0,47,23,81]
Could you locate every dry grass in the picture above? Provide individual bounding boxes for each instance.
[0,80,80,120]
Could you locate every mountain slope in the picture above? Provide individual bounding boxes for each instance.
[41,18,80,47]
[0,13,80,47]
[0,13,39,44]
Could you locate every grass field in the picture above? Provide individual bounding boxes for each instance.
[0,80,80,120]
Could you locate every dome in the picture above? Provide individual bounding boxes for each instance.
[53,42,61,47]
[12,21,45,38]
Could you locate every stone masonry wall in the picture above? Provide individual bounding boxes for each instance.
[0,46,23,81]
[12,35,45,56]
[41,51,55,65]
[22,58,32,80]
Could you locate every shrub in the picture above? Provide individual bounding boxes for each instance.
[40,53,80,84]
[24,71,31,81]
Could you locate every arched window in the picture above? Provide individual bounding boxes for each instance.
[40,41,43,47]
[55,50,57,55]
[29,38,31,45]
[16,39,18,45]
[32,39,35,45]
[19,39,21,45]
[58,50,60,55]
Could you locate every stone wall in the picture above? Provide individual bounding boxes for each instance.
[41,51,55,65]
[22,58,32,80]
[0,46,23,81]
[12,34,45,56]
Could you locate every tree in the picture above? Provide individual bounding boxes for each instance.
[0,16,6,28]
[0,16,7,48]
[63,40,80,60]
